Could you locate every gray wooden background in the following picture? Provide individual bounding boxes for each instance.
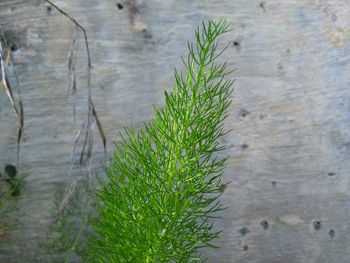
[1,0,350,262]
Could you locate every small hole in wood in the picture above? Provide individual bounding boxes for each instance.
[239,109,250,118]
[46,6,52,13]
[239,227,249,236]
[10,43,18,52]
[313,221,322,230]
[260,220,269,230]
[259,2,266,11]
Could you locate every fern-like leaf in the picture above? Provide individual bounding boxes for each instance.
[89,19,233,262]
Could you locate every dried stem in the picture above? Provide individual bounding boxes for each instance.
[0,29,24,169]
[44,0,106,221]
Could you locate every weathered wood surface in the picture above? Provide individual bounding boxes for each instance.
[1,0,350,262]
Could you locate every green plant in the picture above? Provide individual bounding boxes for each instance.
[39,181,94,263]
[7,177,25,198]
[0,164,24,253]
[89,19,233,262]
[0,184,13,241]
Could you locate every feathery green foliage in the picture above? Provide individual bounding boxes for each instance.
[89,19,233,262]
[0,165,24,254]
[39,182,94,263]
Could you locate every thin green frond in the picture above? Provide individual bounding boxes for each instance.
[89,19,233,262]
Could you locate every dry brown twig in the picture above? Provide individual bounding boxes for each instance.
[44,0,107,221]
[0,0,107,223]
[0,30,24,169]
[44,0,106,167]
[67,26,78,123]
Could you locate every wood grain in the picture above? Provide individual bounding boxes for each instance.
[0,0,350,262]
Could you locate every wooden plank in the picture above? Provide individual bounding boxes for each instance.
[0,0,350,262]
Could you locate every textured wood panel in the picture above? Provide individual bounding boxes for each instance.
[0,0,350,262]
